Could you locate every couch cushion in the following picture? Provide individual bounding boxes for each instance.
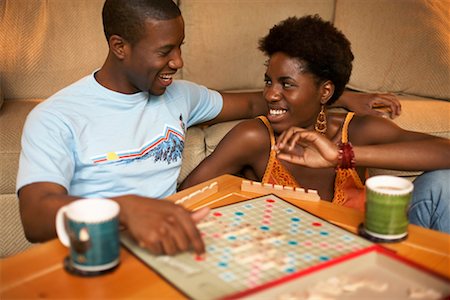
[0,0,107,100]
[0,194,33,258]
[391,95,450,139]
[179,0,335,91]
[0,99,41,194]
[177,126,207,185]
[334,0,450,100]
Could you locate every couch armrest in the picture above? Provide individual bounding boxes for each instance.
[0,194,33,258]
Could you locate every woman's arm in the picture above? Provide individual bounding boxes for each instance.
[180,119,269,189]
[275,116,450,171]
[349,115,450,170]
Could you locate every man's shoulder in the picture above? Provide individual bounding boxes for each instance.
[166,80,221,106]
[51,75,93,99]
[171,79,201,88]
[30,75,93,116]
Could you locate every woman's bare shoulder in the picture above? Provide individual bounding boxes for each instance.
[228,118,270,140]
[216,118,272,156]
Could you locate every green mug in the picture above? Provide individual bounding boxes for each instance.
[364,175,413,242]
[56,198,120,274]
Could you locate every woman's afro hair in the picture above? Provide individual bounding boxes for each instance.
[259,15,354,104]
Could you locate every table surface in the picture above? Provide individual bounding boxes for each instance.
[1,174,449,299]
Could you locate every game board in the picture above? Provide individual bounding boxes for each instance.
[121,194,374,299]
[226,246,450,300]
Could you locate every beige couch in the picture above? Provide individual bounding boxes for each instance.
[1,0,449,258]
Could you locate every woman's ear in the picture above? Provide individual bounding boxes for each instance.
[109,35,127,60]
[320,80,335,105]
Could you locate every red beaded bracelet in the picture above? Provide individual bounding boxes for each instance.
[337,142,355,169]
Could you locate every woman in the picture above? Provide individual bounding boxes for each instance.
[180,15,450,232]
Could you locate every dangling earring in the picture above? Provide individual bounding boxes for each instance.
[315,105,327,134]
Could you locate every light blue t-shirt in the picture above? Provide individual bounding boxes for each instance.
[17,73,222,198]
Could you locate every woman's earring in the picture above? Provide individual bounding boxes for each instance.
[315,105,327,134]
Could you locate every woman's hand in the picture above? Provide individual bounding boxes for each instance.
[275,127,339,168]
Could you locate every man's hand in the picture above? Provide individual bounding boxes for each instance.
[115,195,209,256]
[335,91,401,119]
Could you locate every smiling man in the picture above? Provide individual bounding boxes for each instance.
[17,0,268,257]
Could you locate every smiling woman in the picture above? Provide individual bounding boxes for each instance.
[179,15,450,233]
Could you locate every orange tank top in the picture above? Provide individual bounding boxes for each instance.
[258,114,366,211]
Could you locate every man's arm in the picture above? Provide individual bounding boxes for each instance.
[19,182,209,255]
[19,182,79,242]
[204,90,401,126]
[203,91,267,125]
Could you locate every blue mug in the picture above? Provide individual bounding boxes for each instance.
[56,199,120,273]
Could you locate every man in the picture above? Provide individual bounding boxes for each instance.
[17,0,400,256]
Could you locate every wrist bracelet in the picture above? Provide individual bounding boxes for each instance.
[337,142,355,169]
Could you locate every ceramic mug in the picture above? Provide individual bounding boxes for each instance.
[56,198,120,274]
[364,175,413,242]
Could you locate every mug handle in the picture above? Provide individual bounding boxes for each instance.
[55,206,70,247]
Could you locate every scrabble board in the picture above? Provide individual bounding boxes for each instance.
[121,194,375,299]
[227,246,450,300]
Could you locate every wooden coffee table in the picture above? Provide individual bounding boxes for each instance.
[1,175,449,299]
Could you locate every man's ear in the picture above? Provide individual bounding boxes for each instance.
[109,35,127,60]
[320,80,335,105]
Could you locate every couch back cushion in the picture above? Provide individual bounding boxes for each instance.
[334,0,450,100]
[0,0,107,100]
[179,0,335,91]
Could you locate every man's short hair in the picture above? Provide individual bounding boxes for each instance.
[102,0,181,45]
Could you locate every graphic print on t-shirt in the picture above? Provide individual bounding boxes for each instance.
[90,125,184,166]
[179,113,186,133]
